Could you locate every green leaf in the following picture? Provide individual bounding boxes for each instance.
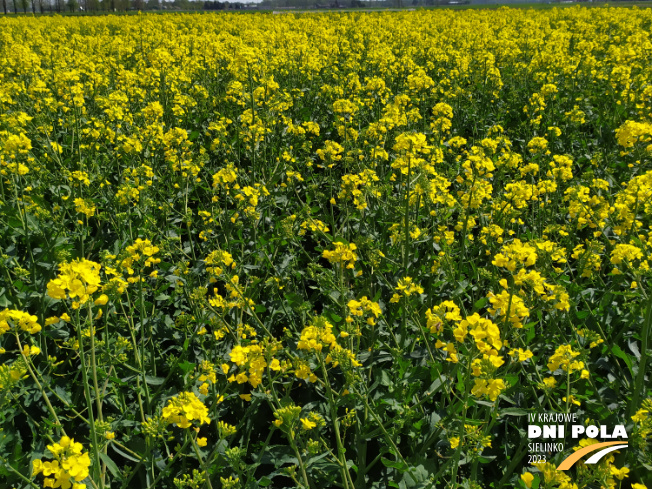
[475,400,495,407]
[575,310,590,319]
[381,457,408,471]
[500,408,529,417]
[145,376,165,385]
[426,376,444,395]
[612,345,634,377]
[305,452,330,467]
[628,338,641,360]
[54,386,72,404]
[0,289,9,308]
[327,311,342,323]
[110,444,141,463]
[179,361,196,374]
[477,455,496,463]
[99,452,121,478]
[380,370,393,387]
[473,297,488,312]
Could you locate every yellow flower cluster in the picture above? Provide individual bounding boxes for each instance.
[297,317,337,352]
[425,301,461,334]
[205,249,235,277]
[273,404,302,429]
[32,437,91,489]
[390,277,424,303]
[298,219,330,237]
[547,345,586,377]
[0,362,27,392]
[209,275,255,311]
[453,314,502,353]
[227,342,280,389]
[297,316,362,370]
[632,399,652,444]
[531,462,577,489]
[615,120,652,151]
[338,169,381,211]
[316,140,344,168]
[123,238,161,270]
[322,241,358,270]
[212,163,238,190]
[449,423,492,453]
[0,309,41,335]
[347,297,382,326]
[486,290,530,328]
[161,391,211,429]
[73,198,96,219]
[492,239,538,271]
[46,259,102,309]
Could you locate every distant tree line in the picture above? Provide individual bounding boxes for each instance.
[202,1,245,9]
[6,0,631,15]
[203,0,369,8]
[2,0,201,13]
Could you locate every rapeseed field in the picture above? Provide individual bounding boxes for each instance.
[1,7,652,488]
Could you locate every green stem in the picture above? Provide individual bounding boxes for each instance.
[189,434,214,489]
[629,291,652,416]
[87,302,108,488]
[17,336,65,435]
[565,368,571,414]
[319,355,353,489]
[0,453,41,489]
[362,394,418,485]
[75,309,104,489]
[136,437,191,489]
[403,152,411,275]
[87,303,104,424]
[119,297,150,422]
[139,276,156,377]
[288,428,313,489]
[495,437,528,489]
[450,351,473,487]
